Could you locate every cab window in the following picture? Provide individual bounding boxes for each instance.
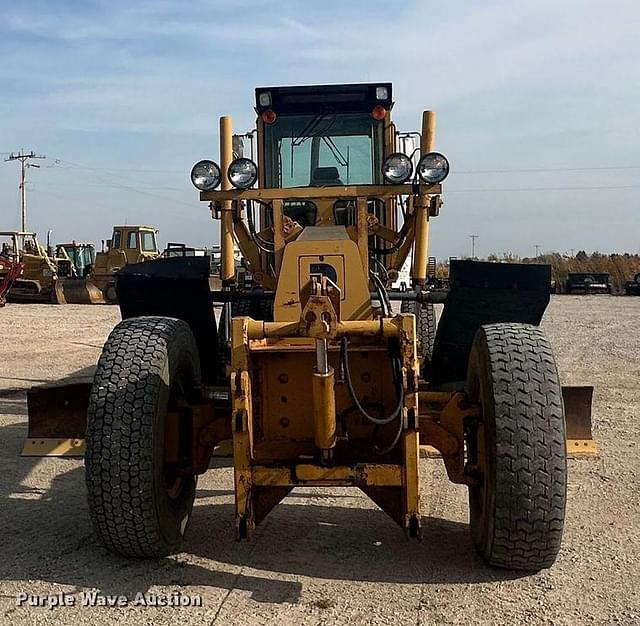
[265,112,383,188]
[112,230,122,250]
[127,231,138,249]
[141,231,157,252]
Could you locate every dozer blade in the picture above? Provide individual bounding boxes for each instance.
[54,277,105,305]
[22,377,92,457]
[563,385,597,457]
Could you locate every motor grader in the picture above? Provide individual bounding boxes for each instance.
[55,225,159,304]
[25,83,595,571]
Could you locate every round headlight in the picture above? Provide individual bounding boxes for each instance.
[228,158,258,189]
[382,153,413,184]
[417,152,450,184]
[190,160,221,191]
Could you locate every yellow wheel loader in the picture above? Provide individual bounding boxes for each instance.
[24,83,595,570]
[55,225,159,304]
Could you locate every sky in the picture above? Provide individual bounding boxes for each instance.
[1,0,639,259]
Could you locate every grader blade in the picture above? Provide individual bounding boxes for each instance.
[22,377,92,457]
[54,277,106,304]
[563,385,597,456]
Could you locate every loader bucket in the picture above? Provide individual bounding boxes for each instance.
[55,277,106,304]
[22,375,93,457]
[562,385,597,456]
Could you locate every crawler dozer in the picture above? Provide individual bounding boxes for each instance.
[25,83,595,570]
[55,225,159,304]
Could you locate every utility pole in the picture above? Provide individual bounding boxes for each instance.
[5,151,46,232]
[535,244,541,259]
[469,234,479,260]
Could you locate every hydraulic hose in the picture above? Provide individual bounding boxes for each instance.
[339,337,404,427]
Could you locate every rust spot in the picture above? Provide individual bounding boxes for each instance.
[278,373,289,384]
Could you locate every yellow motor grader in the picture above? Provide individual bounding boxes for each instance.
[55,225,159,304]
[25,83,595,571]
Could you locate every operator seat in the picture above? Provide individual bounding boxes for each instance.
[311,166,343,186]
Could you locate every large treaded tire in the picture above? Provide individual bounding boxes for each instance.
[219,294,274,358]
[401,300,436,362]
[85,316,201,558]
[465,323,567,570]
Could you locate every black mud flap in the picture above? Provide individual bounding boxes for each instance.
[430,260,551,387]
[116,256,221,384]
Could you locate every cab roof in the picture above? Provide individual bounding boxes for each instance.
[254,83,393,116]
[113,225,157,231]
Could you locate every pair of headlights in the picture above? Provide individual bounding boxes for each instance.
[383,151,450,185]
[191,151,450,191]
[191,158,258,191]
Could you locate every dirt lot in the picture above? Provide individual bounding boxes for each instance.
[0,297,638,625]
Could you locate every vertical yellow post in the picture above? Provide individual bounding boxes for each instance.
[220,116,235,285]
[231,317,255,538]
[272,199,285,273]
[399,312,421,536]
[412,110,436,286]
[356,196,369,275]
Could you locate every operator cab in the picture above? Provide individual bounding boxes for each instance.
[256,84,392,227]
[110,226,158,255]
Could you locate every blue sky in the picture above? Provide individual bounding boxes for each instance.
[1,0,639,258]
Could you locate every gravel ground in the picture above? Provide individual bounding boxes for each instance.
[0,297,638,625]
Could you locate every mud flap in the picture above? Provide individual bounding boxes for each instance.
[55,277,106,304]
[116,256,221,384]
[431,260,551,387]
[22,377,93,457]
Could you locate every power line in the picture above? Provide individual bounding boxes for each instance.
[455,165,640,174]
[43,158,196,208]
[51,159,183,175]
[446,184,640,193]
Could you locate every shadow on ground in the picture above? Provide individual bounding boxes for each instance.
[1,396,525,606]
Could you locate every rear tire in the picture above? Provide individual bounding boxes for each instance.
[465,323,567,570]
[219,292,274,359]
[85,316,201,557]
[401,300,436,362]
